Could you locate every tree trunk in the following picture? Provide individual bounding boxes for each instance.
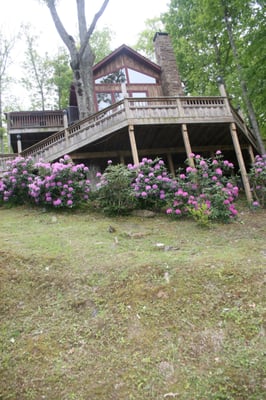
[46,0,109,118]
[222,1,265,154]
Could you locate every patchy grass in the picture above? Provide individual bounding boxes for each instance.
[0,204,265,400]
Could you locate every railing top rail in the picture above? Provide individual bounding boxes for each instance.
[7,110,64,116]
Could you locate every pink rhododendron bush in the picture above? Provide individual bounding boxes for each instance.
[0,155,90,208]
[1,151,262,223]
[249,154,266,209]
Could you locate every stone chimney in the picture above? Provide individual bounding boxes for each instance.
[153,32,184,96]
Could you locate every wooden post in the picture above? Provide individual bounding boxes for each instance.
[119,154,125,164]
[217,78,231,114]
[248,145,255,164]
[167,153,175,176]
[230,122,253,203]
[16,135,22,154]
[128,124,139,166]
[181,124,195,167]
[63,110,68,129]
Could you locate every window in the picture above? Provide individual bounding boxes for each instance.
[131,92,147,98]
[127,68,156,84]
[96,92,124,111]
[96,93,112,110]
[95,68,126,84]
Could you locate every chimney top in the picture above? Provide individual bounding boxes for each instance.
[153,32,169,42]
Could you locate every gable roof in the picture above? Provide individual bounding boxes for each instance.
[93,44,161,75]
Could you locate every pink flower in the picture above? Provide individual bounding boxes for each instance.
[53,199,62,206]
[215,168,223,176]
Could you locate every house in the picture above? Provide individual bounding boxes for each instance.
[2,33,261,201]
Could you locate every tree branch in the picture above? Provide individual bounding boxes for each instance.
[46,0,78,61]
[79,0,110,60]
[76,0,87,43]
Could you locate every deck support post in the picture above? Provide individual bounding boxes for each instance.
[167,153,175,176]
[182,124,195,167]
[16,135,22,154]
[128,124,139,166]
[63,110,68,129]
[230,122,253,203]
[248,145,255,164]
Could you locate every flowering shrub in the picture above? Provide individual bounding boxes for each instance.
[29,155,91,208]
[249,154,266,208]
[0,155,91,208]
[131,157,176,210]
[167,151,239,223]
[0,152,241,222]
[0,156,35,204]
[96,162,136,215]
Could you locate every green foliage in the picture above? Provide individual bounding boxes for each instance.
[48,48,72,109]
[96,162,137,216]
[163,0,266,138]
[91,27,114,64]
[134,17,164,61]
[187,201,210,227]
[21,25,55,110]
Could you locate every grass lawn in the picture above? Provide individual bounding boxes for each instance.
[0,203,265,399]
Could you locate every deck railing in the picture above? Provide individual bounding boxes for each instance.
[0,96,256,170]
[6,110,64,130]
[20,96,234,162]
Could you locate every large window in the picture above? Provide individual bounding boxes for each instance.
[95,69,126,84]
[95,66,155,110]
[95,67,156,85]
[127,68,156,84]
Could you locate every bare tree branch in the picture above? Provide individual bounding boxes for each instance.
[79,0,110,60]
[76,0,87,43]
[46,0,78,58]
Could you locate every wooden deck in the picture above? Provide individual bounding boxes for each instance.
[20,97,258,160]
[0,96,258,174]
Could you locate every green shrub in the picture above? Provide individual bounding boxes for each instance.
[96,162,136,215]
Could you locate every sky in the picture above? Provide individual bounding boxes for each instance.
[1,0,170,50]
[0,0,169,108]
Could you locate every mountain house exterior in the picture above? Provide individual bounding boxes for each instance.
[1,33,261,201]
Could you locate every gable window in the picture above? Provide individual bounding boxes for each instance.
[127,68,156,84]
[95,68,126,84]
[95,67,156,85]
